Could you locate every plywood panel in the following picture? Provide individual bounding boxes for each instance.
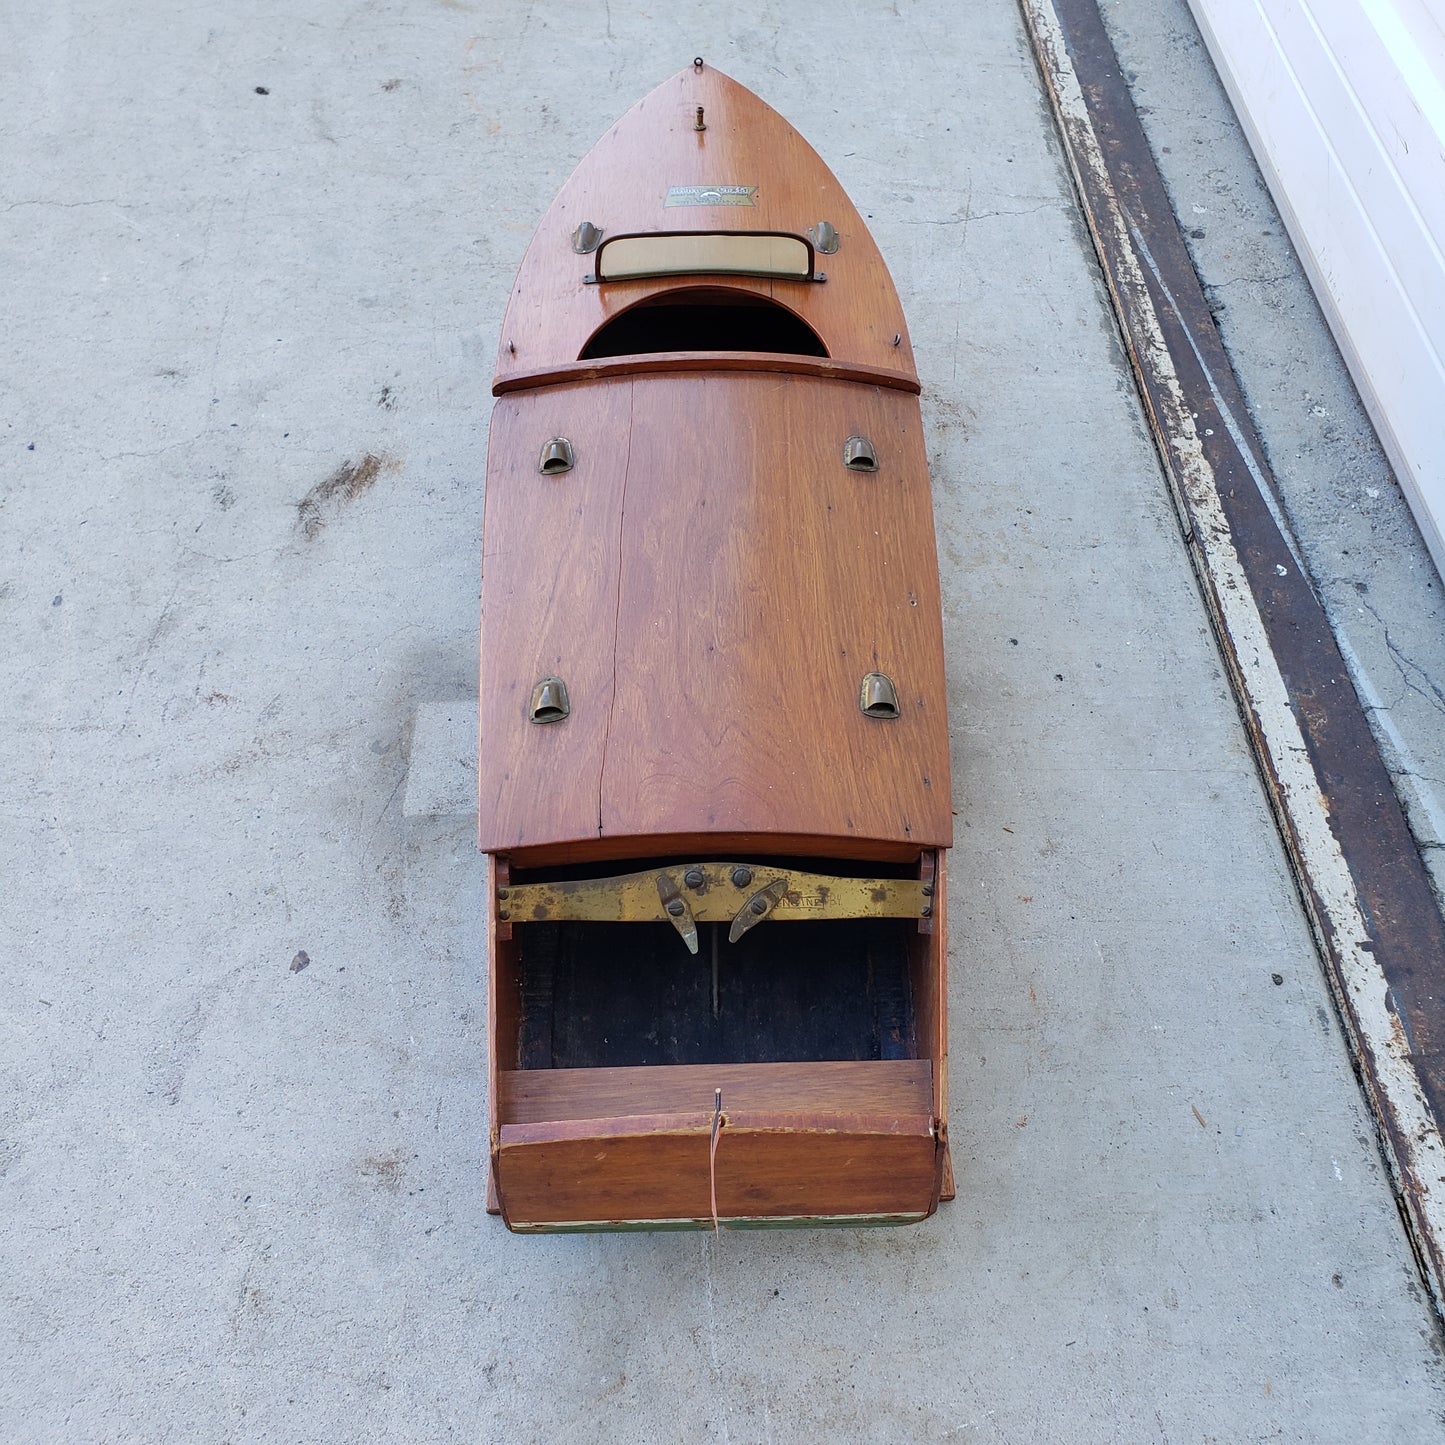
[498,1120,708,1225]
[718,1124,937,1219]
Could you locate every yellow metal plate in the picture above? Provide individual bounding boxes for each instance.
[500,862,929,927]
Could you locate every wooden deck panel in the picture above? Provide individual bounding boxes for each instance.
[604,373,950,846]
[477,373,951,854]
[493,65,919,390]
[478,384,631,850]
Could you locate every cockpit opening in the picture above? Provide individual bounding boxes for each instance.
[579,287,829,360]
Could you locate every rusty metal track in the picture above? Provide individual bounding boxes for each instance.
[1021,0,1445,1316]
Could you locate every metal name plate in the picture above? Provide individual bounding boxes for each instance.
[665,184,758,208]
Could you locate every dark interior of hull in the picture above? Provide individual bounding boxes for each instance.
[513,917,916,1069]
[579,288,829,360]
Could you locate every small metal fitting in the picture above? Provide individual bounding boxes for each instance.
[570,220,603,254]
[808,221,840,254]
[843,435,878,472]
[538,437,575,474]
[859,672,900,720]
[529,676,570,724]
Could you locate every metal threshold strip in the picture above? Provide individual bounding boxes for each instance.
[1021,0,1445,1318]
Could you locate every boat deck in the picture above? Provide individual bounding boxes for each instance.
[5,0,1445,1436]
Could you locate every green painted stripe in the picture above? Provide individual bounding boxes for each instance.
[507,1212,928,1235]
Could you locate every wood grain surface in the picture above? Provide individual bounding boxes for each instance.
[493,351,921,397]
[477,373,952,856]
[496,1106,938,1225]
[913,852,948,1126]
[492,64,918,392]
[478,383,631,849]
[480,65,955,1227]
[489,830,928,869]
[499,1058,933,1124]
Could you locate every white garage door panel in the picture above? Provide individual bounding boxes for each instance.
[1188,0,1445,577]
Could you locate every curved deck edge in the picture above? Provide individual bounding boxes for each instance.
[492,352,923,397]
[490,832,945,870]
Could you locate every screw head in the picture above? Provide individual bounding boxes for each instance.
[684,868,704,889]
[666,899,686,917]
[921,883,933,896]
[497,888,510,900]
[750,897,767,915]
[498,909,510,921]
[731,867,753,888]
[921,905,932,918]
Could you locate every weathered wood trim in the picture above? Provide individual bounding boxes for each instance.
[501,1110,933,1145]
[506,1211,930,1234]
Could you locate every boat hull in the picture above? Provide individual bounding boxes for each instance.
[479,64,954,1231]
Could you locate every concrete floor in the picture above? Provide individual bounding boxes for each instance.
[1102,0,1445,912]
[4,1,1444,1441]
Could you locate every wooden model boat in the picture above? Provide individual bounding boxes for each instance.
[479,61,953,1230]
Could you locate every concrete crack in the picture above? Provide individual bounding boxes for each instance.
[1362,598,1445,718]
